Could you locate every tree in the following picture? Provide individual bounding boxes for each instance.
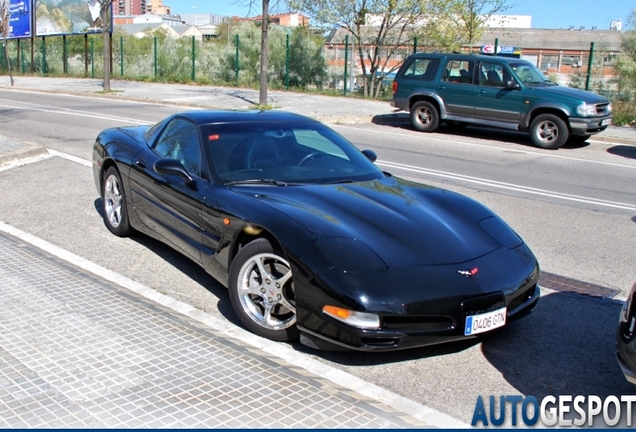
[88,0,112,91]
[240,0,289,106]
[612,8,636,125]
[289,0,428,98]
[0,0,13,85]
[444,0,509,49]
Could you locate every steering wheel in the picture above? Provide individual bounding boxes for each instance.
[298,152,328,166]
[523,76,533,84]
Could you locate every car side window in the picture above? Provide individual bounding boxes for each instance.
[153,118,201,177]
[479,62,508,88]
[442,60,474,84]
[402,58,440,81]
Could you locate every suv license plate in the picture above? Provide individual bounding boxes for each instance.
[464,307,507,336]
[601,119,612,126]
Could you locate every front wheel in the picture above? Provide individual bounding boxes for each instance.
[410,101,439,132]
[102,166,133,237]
[228,239,299,341]
[529,114,569,149]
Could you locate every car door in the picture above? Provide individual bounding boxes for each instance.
[475,61,524,123]
[128,117,207,264]
[436,59,476,119]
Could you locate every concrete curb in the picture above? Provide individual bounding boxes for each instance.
[0,144,48,168]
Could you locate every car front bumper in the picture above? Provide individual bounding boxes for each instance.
[296,245,541,351]
[569,115,613,136]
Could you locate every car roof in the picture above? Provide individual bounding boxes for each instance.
[407,52,528,64]
[174,110,318,126]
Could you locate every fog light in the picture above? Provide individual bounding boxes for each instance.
[322,305,380,330]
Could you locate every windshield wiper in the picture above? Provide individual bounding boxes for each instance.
[324,179,355,184]
[226,179,289,186]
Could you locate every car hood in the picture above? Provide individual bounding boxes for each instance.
[234,177,516,266]
[526,85,608,103]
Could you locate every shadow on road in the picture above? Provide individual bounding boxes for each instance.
[480,290,632,398]
[607,145,636,160]
[93,198,238,324]
[370,114,593,150]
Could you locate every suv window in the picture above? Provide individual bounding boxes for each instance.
[478,62,512,88]
[443,60,474,84]
[401,58,440,81]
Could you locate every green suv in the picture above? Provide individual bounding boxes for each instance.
[391,53,613,149]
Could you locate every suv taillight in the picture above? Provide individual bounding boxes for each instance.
[392,81,398,94]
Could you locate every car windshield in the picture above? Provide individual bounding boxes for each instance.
[200,121,385,185]
[509,62,554,85]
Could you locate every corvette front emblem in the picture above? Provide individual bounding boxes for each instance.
[458,267,479,278]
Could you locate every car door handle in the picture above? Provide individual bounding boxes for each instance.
[135,159,147,169]
[438,85,446,90]
[479,90,486,94]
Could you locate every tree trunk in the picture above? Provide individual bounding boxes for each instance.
[101,4,110,92]
[259,0,269,106]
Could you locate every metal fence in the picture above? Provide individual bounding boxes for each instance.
[0,34,627,100]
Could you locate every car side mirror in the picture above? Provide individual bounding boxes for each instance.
[154,159,196,187]
[362,149,377,162]
[505,80,520,90]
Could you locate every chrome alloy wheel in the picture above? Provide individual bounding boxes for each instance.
[104,174,124,228]
[535,118,560,145]
[236,252,296,330]
[415,105,434,127]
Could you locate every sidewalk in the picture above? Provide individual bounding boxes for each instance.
[0,226,436,428]
[1,75,635,145]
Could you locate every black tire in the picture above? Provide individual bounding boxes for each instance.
[566,134,591,146]
[529,114,569,149]
[102,166,133,237]
[228,239,299,341]
[410,101,439,132]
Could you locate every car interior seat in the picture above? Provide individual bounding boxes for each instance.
[247,136,283,169]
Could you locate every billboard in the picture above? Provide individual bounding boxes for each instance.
[35,0,111,36]
[7,0,33,39]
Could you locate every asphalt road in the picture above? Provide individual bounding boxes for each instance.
[0,90,635,425]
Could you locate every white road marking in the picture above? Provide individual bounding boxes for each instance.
[379,160,636,212]
[47,149,92,167]
[0,220,468,429]
[0,101,152,125]
[334,125,636,170]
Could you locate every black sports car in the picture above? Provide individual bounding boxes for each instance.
[617,283,636,384]
[93,110,540,351]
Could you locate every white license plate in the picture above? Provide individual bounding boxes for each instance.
[601,119,612,126]
[464,307,507,336]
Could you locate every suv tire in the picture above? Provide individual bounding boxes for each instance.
[410,101,439,132]
[529,114,569,149]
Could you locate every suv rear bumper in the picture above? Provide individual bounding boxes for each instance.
[569,115,612,136]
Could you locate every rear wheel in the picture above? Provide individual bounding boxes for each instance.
[410,101,439,132]
[228,239,299,341]
[102,166,133,237]
[529,114,569,149]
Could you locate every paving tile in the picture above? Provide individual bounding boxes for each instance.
[0,231,426,428]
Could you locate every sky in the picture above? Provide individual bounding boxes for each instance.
[170,0,632,31]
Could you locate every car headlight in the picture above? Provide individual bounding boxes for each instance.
[313,237,387,272]
[576,103,598,117]
[322,305,380,329]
